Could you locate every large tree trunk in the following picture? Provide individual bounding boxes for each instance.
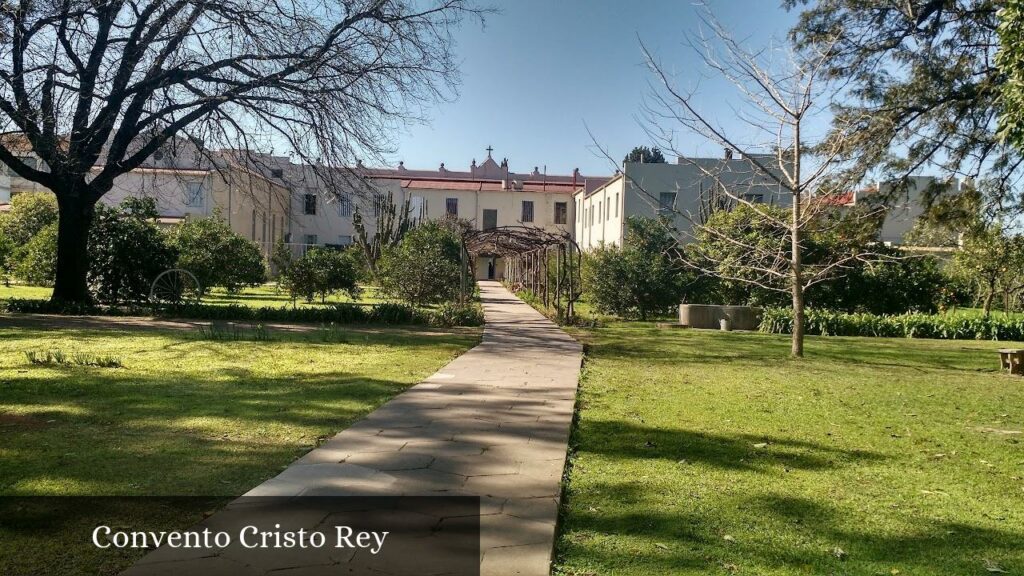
[51,194,96,304]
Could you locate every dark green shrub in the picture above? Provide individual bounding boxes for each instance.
[88,199,178,303]
[378,221,462,306]
[807,247,945,314]
[433,302,485,327]
[366,302,424,324]
[278,247,361,303]
[2,297,484,326]
[168,215,266,294]
[582,216,691,320]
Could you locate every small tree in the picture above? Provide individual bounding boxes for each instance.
[88,199,177,303]
[279,247,361,304]
[169,215,266,294]
[623,146,667,164]
[610,8,886,356]
[378,220,461,306]
[951,226,1024,316]
[582,216,691,320]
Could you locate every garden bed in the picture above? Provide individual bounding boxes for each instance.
[760,307,1024,340]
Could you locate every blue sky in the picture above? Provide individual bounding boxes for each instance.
[388,1,801,177]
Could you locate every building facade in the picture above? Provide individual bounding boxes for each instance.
[0,139,291,256]
[574,153,789,250]
[251,150,604,279]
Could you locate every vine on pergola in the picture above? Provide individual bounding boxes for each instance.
[461,225,582,319]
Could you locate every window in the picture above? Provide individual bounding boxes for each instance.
[577,199,582,222]
[614,193,619,217]
[251,210,257,240]
[482,209,498,230]
[554,202,567,225]
[606,201,610,220]
[597,201,602,222]
[659,192,676,213]
[521,200,534,223]
[373,193,385,217]
[183,181,204,207]
[303,194,317,215]
[445,197,458,217]
[338,235,353,246]
[270,168,284,178]
[336,195,352,217]
[589,205,594,226]
[302,234,317,255]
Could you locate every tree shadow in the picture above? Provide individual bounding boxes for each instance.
[575,418,885,474]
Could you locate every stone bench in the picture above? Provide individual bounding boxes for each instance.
[679,304,762,331]
[999,349,1024,375]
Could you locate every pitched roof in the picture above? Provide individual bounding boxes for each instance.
[398,178,581,194]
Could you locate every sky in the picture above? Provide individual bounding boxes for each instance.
[387,0,802,178]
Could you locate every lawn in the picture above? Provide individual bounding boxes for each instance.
[555,325,1024,576]
[0,322,478,574]
[0,282,389,309]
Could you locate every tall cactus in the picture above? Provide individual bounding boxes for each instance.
[353,190,414,282]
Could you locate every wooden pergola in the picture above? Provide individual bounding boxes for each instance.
[461,225,582,320]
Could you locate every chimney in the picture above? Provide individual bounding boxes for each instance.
[572,168,579,186]
[724,148,733,160]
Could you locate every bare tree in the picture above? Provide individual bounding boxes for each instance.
[0,0,484,303]
[595,9,884,357]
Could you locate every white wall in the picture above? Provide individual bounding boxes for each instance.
[575,158,789,250]
[101,170,212,218]
[575,176,625,250]
[871,176,955,245]
[0,172,10,204]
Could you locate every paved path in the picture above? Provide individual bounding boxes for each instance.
[126,281,583,576]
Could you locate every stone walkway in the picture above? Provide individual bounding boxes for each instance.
[126,281,583,576]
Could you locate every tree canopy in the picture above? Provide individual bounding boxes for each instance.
[0,0,482,303]
[788,0,1012,206]
[623,146,667,164]
[998,0,1024,149]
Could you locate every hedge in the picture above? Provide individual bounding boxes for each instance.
[759,307,1024,341]
[1,298,484,328]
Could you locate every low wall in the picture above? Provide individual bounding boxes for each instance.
[679,304,762,331]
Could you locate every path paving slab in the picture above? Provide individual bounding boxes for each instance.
[122,281,582,576]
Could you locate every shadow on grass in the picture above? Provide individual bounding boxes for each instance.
[0,367,415,494]
[576,418,885,474]
[559,486,1023,574]
[582,323,1009,374]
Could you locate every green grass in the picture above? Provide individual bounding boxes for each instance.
[555,325,1024,576]
[0,282,388,309]
[0,323,478,575]
[0,324,477,495]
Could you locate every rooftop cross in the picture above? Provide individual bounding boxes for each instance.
[485,145,493,158]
